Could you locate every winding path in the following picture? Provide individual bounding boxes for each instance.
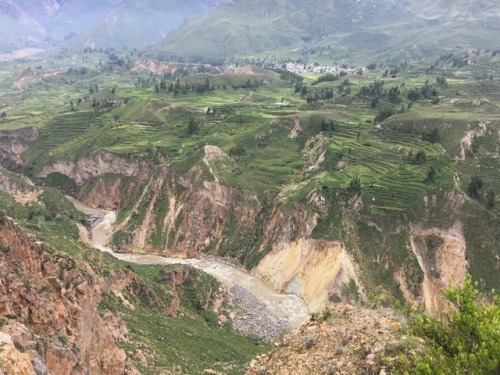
[69,197,310,338]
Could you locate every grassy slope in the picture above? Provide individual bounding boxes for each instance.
[112,263,268,374]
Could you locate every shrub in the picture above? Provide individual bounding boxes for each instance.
[0,242,11,253]
[467,176,483,199]
[392,276,500,374]
[303,336,316,349]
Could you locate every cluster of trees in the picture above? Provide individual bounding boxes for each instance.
[67,67,92,76]
[382,67,400,78]
[358,80,385,98]
[298,78,351,104]
[135,74,263,96]
[89,83,99,94]
[273,68,303,85]
[307,115,338,133]
[422,128,440,144]
[407,150,426,165]
[229,144,246,157]
[359,80,403,106]
[374,107,395,124]
[311,71,348,86]
[407,80,439,103]
[300,87,336,103]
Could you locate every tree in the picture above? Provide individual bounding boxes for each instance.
[187,117,198,136]
[470,136,480,156]
[407,89,421,101]
[374,107,394,123]
[414,150,426,164]
[422,128,440,144]
[347,175,362,197]
[229,144,246,157]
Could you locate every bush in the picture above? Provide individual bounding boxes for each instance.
[0,242,11,253]
[392,276,500,374]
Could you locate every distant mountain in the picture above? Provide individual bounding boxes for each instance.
[0,0,219,52]
[67,0,220,50]
[47,0,123,40]
[0,0,49,49]
[150,0,500,63]
[0,0,121,50]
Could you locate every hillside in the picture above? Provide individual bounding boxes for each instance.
[0,0,219,51]
[66,0,220,50]
[0,0,49,49]
[0,166,269,374]
[152,0,500,63]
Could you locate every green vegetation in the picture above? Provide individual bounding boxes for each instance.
[384,277,500,374]
[109,263,269,374]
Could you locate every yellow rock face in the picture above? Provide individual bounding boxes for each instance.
[255,238,362,312]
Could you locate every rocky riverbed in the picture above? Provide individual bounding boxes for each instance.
[68,197,310,339]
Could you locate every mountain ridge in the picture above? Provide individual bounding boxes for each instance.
[151,0,500,63]
[0,0,220,51]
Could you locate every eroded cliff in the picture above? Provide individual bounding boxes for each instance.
[17,140,473,315]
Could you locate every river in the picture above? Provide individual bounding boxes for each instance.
[68,197,310,338]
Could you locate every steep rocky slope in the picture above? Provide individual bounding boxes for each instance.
[0,0,219,51]
[0,208,266,373]
[0,127,39,165]
[0,214,139,374]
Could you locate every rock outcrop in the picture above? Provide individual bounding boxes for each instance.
[0,166,39,203]
[38,152,145,185]
[409,223,468,315]
[246,304,413,375]
[0,215,139,374]
[0,127,39,164]
[155,264,226,317]
[0,329,37,375]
